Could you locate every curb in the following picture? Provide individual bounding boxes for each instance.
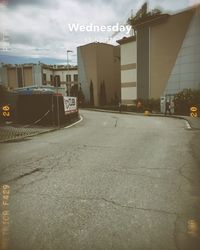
[150,114,200,130]
[81,108,141,116]
[64,115,83,129]
[0,115,83,143]
[0,127,58,143]
[82,108,200,130]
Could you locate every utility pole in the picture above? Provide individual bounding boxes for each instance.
[56,76,60,127]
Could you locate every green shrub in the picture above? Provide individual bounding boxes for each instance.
[174,89,200,115]
[134,98,160,113]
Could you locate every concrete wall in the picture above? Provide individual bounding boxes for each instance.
[78,42,120,106]
[137,26,149,100]
[0,65,8,86]
[2,65,34,88]
[117,37,137,105]
[23,67,33,86]
[113,46,121,102]
[96,44,120,105]
[78,43,98,105]
[165,6,200,95]
[33,64,43,86]
[121,41,137,65]
[150,9,194,98]
[117,5,199,101]
[7,68,18,89]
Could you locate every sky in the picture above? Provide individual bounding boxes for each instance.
[0,0,199,65]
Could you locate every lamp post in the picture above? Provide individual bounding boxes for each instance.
[67,50,73,96]
[56,75,60,127]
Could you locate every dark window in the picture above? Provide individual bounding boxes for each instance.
[43,73,47,85]
[17,68,23,87]
[50,75,53,84]
[54,75,60,87]
[66,75,71,83]
[74,74,78,82]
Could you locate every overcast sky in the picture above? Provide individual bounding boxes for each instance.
[0,0,199,64]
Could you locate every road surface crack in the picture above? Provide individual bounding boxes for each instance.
[6,167,42,183]
[17,192,178,217]
[1,155,48,173]
[178,164,192,184]
[94,168,176,182]
[100,197,177,215]
[173,215,180,250]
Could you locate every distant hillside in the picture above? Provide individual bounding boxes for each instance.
[0,54,67,65]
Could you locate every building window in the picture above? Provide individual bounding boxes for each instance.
[43,73,47,85]
[74,74,78,82]
[54,75,60,87]
[66,74,71,83]
[17,68,23,87]
[50,75,53,85]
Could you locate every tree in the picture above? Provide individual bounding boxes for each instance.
[114,92,119,105]
[70,84,78,97]
[77,86,85,107]
[102,81,107,105]
[90,80,94,106]
[127,3,162,28]
[99,81,107,106]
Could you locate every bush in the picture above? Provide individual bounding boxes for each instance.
[134,98,160,113]
[174,89,200,116]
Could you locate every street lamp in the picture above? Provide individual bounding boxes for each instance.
[67,50,73,96]
[56,75,60,128]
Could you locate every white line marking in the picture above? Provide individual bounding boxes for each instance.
[185,121,191,130]
[64,115,83,129]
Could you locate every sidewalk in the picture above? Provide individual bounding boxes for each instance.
[182,116,200,130]
[150,113,200,130]
[0,123,57,143]
[0,115,81,143]
[82,108,200,130]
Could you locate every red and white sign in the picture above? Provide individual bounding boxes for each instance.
[63,96,77,114]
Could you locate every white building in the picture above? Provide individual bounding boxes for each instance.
[117,36,137,105]
[0,63,78,96]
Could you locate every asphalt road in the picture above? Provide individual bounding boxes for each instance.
[0,110,200,250]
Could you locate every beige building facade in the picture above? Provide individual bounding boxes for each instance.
[0,63,78,96]
[117,36,137,105]
[77,42,121,106]
[149,7,198,98]
[118,4,200,102]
